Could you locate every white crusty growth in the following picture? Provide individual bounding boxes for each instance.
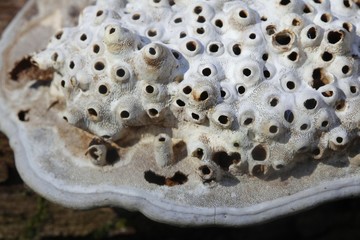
[33,0,360,180]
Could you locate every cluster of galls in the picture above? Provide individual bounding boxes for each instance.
[32,0,360,184]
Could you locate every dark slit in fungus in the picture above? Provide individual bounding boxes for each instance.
[144,170,188,186]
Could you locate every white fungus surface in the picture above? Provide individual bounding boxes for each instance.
[33,0,360,181]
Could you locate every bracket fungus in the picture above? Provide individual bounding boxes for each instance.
[0,0,360,226]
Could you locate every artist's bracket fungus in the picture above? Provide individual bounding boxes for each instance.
[0,0,360,226]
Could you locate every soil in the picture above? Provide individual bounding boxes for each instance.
[1,1,360,239]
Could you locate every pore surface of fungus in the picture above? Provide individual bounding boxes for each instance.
[0,0,360,226]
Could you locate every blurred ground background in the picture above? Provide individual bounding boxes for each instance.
[1,0,360,239]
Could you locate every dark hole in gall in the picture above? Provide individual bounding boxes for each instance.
[232,44,241,55]
[243,68,251,77]
[199,165,211,175]
[176,99,185,107]
[264,70,271,78]
[336,137,343,144]
[343,0,351,7]
[218,115,229,125]
[186,41,197,51]
[197,16,206,23]
[209,44,219,53]
[88,108,98,117]
[174,18,182,23]
[350,86,357,93]
[61,80,65,88]
[149,47,157,55]
[312,68,330,90]
[266,25,276,35]
[183,86,192,94]
[193,148,204,159]
[55,31,63,40]
[192,113,200,120]
[18,110,29,122]
[287,52,298,61]
[199,91,209,101]
[94,62,105,71]
[202,68,212,76]
[275,31,292,45]
[327,31,343,44]
[196,28,205,34]
[280,0,291,5]
[194,6,203,14]
[106,147,120,165]
[300,124,308,130]
[335,99,346,111]
[321,121,329,127]
[292,18,300,26]
[322,91,333,97]
[343,22,352,32]
[269,125,278,133]
[284,110,294,123]
[96,9,103,15]
[215,19,223,28]
[145,85,154,93]
[238,86,246,94]
[320,14,330,23]
[80,33,87,41]
[307,27,317,39]
[251,144,267,161]
[132,14,140,20]
[212,152,241,171]
[120,111,130,119]
[303,5,311,13]
[249,33,256,39]
[172,51,180,59]
[252,165,266,176]
[98,85,108,94]
[286,81,295,90]
[51,53,58,62]
[342,65,350,74]
[312,147,321,156]
[321,51,333,61]
[88,139,121,165]
[109,28,116,34]
[148,29,157,37]
[270,98,278,107]
[148,108,159,116]
[69,61,75,69]
[220,89,226,98]
[304,98,317,109]
[262,53,269,61]
[93,44,100,53]
[244,117,253,125]
[180,32,187,38]
[116,68,126,77]
[239,10,248,18]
